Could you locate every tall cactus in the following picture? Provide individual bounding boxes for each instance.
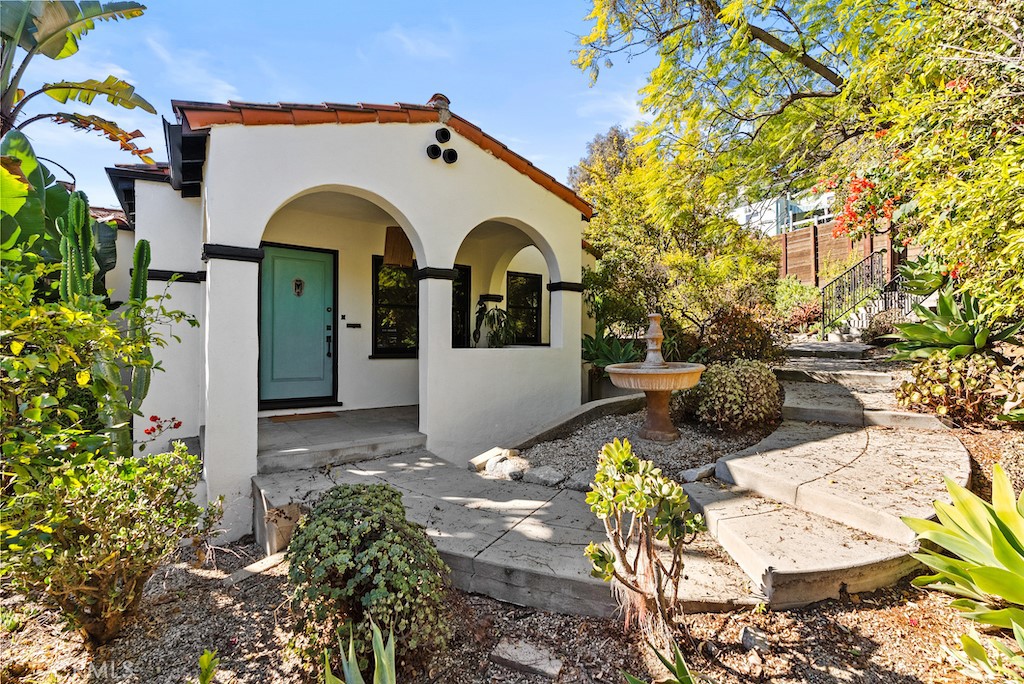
[128,240,152,414]
[57,191,96,301]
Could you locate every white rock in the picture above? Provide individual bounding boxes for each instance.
[489,638,563,678]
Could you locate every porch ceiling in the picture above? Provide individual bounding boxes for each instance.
[283,191,395,223]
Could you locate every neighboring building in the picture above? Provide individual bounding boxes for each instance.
[730,190,834,236]
[105,94,592,539]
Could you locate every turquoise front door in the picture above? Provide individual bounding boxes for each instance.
[259,246,335,402]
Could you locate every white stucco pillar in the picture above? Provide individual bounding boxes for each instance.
[417,275,453,459]
[203,255,260,540]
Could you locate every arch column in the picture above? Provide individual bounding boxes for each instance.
[416,270,453,449]
[202,244,263,540]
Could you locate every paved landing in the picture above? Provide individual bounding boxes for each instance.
[786,341,873,359]
[256,406,423,473]
[252,451,756,618]
[782,380,942,428]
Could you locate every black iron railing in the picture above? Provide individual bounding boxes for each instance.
[820,250,889,335]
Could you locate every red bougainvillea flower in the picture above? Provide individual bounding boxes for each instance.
[69,441,78,449]
[873,128,889,139]
[144,427,154,435]
[150,415,159,422]
[173,421,182,429]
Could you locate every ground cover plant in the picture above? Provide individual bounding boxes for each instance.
[674,359,782,432]
[287,484,450,675]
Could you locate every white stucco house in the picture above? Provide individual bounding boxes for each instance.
[104,94,593,539]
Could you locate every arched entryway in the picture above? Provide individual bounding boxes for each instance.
[259,188,423,410]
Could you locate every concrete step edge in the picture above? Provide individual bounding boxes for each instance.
[256,432,427,474]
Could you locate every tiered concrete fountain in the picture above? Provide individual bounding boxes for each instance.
[605,314,705,442]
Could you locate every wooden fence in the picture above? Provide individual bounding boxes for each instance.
[770,222,914,286]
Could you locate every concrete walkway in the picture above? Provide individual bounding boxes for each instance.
[252,451,756,617]
[251,344,971,616]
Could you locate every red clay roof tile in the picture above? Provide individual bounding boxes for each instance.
[172,96,592,217]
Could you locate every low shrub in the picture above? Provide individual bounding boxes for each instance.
[895,352,1012,423]
[861,308,909,345]
[774,276,819,323]
[786,300,822,331]
[676,360,782,431]
[0,443,221,643]
[694,306,784,364]
[287,484,450,673]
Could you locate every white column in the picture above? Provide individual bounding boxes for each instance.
[203,257,260,540]
[417,276,452,456]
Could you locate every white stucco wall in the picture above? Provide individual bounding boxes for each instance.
[189,119,585,536]
[130,181,205,455]
[107,228,135,303]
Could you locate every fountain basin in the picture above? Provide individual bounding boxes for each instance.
[605,362,706,392]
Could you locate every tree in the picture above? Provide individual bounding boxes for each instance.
[576,0,1023,317]
[1,1,155,160]
[572,126,778,336]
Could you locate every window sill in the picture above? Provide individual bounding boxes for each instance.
[368,353,418,360]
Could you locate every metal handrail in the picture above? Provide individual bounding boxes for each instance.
[820,249,889,335]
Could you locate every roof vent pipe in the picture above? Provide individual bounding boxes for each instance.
[442,149,458,164]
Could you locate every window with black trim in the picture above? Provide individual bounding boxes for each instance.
[506,271,542,344]
[371,256,471,356]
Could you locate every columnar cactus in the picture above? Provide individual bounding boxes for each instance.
[129,239,150,302]
[128,240,152,414]
[57,191,96,300]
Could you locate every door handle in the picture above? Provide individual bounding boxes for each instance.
[326,336,332,357]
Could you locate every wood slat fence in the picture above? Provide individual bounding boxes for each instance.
[770,222,918,286]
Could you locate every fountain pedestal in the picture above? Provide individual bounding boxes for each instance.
[604,314,706,443]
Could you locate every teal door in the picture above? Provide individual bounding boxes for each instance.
[259,246,335,402]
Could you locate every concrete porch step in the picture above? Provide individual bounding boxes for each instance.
[252,451,756,618]
[785,341,873,359]
[683,480,918,608]
[256,431,426,474]
[781,380,942,429]
[714,421,970,545]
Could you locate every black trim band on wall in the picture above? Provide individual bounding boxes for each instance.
[547,281,585,292]
[479,293,503,303]
[415,267,458,281]
[139,269,207,283]
[202,243,265,263]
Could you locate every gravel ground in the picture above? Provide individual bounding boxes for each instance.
[2,549,1002,684]
[517,410,772,483]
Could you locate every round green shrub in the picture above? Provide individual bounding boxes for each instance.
[677,359,782,431]
[861,308,909,345]
[895,351,1011,423]
[287,484,450,673]
[696,306,784,364]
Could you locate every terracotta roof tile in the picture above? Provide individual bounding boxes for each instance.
[172,96,592,217]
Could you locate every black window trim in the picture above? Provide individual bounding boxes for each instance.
[506,270,543,345]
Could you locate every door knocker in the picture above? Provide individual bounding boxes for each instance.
[293,278,304,297]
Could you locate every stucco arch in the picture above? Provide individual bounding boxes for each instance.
[260,184,426,264]
[454,216,562,284]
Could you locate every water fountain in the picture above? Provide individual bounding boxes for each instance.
[605,314,705,442]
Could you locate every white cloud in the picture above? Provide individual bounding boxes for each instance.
[575,88,646,128]
[146,34,239,102]
[378,23,458,60]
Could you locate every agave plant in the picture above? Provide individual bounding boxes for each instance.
[903,464,1024,630]
[582,329,642,372]
[324,620,396,684]
[897,254,950,296]
[886,289,1023,360]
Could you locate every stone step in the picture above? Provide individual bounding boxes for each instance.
[253,452,756,618]
[713,421,970,544]
[774,359,906,390]
[683,480,919,608]
[782,380,942,429]
[786,341,873,359]
[256,431,426,474]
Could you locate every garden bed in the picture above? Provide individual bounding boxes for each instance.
[514,409,774,484]
[0,542,989,684]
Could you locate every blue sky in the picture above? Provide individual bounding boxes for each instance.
[17,0,657,209]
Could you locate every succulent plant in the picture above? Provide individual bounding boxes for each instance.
[895,351,1012,423]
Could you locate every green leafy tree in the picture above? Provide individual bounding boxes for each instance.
[575,0,1023,316]
[571,126,779,336]
[1,1,155,158]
